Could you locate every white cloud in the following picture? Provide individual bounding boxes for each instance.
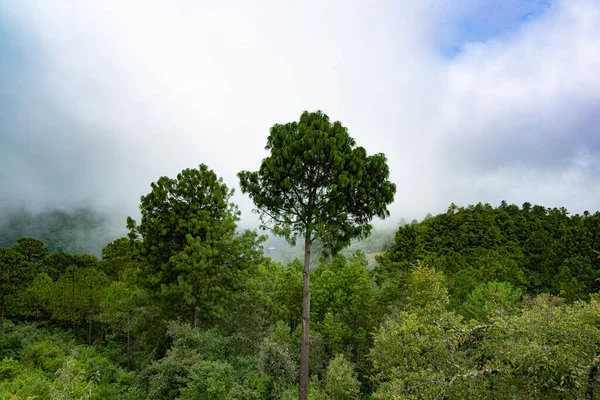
[1,0,599,229]
[432,0,600,212]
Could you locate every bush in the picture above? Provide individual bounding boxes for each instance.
[179,360,236,400]
[325,354,361,399]
[0,357,21,380]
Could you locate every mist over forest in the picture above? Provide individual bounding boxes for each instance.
[2,1,600,399]
[0,205,124,256]
[0,202,397,264]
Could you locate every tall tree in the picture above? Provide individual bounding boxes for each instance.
[42,252,93,281]
[99,280,146,370]
[101,237,136,280]
[128,164,263,327]
[238,110,396,399]
[0,248,34,334]
[51,264,82,330]
[12,238,49,266]
[311,252,375,357]
[80,266,108,345]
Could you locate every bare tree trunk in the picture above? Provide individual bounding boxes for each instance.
[0,303,4,335]
[299,236,312,400]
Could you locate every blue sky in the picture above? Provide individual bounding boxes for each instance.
[1,0,599,229]
[459,0,552,40]
[441,0,553,56]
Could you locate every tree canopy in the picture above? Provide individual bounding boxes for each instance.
[239,110,396,399]
[376,202,600,307]
[239,110,396,252]
[2,199,600,399]
[0,249,33,335]
[128,164,263,328]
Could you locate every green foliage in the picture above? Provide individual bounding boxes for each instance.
[0,320,44,360]
[19,272,54,319]
[128,164,264,326]
[0,248,34,334]
[0,367,51,400]
[286,325,329,378]
[127,164,237,281]
[165,322,234,362]
[240,112,395,399]
[268,320,295,350]
[138,352,193,399]
[12,237,49,265]
[19,329,75,373]
[378,202,600,303]
[5,180,600,400]
[479,294,600,399]
[312,252,375,354]
[370,310,467,399]
[98,280,147,370]
[49,263,107,331]
[0,357,21,380]
[50,349,101,400]
[462,281,523,321]
[238,110,396,251]
[42,252,75,281]
[554,255,596,301]
[370,266,469,399]
[0,322,130,400]
[98,281,144,331]
[100,237,136,280]
[369,264,600,399]
[390,262,451,318]
[270,260,303,330]
[136,322,264,400]
[324,354,361,399]
[179,360,237,400]
[265,320,331,382]
[41,252,98,281]
[259,338,297,395]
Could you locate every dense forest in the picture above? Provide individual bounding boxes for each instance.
[2,198,600,399]
[2,112,600,399]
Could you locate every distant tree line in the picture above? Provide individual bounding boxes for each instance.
[376,201,600,308]
[0,206,119,255]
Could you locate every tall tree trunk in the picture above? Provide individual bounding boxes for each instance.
[194,309,199,329]
[299,236,312,400]
[0,303,4,336]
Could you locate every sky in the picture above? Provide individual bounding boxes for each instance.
[1,0,599,231]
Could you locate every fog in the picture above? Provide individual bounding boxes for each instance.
[1,0,599,250]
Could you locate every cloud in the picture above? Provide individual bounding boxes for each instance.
[432,0,600,212]
[0,0,599,234]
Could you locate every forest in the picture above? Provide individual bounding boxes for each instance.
[3,202,600,399]
[3,202,600,398]
[2,113,600,399]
